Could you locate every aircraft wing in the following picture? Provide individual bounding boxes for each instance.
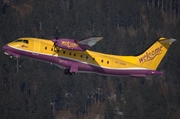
[77,37,103,47]
[52,37,103,51]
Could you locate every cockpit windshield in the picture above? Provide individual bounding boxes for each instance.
[23,40,28,44]
[15,39,29,44]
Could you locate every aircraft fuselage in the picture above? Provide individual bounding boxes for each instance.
[3,37,175,77]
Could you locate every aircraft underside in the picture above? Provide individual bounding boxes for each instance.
[2,37,176,77]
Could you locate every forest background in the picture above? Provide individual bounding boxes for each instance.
[0,0,180,119]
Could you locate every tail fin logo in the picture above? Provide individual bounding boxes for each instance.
[139,46,163,64]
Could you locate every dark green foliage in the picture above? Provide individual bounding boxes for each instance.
[0,0,180,119]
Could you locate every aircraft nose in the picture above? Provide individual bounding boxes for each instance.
[2,44,9,51]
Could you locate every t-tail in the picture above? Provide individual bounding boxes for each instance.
[136,38,176,70]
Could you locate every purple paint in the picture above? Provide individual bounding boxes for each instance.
[52,38,89,51]
[2,44,163,77]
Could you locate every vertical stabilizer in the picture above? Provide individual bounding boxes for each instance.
[136,38,176,70]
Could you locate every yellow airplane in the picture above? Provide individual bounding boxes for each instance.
[2,37,176,77]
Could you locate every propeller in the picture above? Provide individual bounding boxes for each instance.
[52,39,59,56]
[52,27,60,55]
[54,27,60,39]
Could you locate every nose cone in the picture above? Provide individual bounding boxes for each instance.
[2,44,9,51]
[2,45,8,51]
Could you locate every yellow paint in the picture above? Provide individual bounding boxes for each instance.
[7,37,174,70]
[33,40,41,53]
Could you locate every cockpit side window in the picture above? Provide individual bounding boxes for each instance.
[23,40,28,44]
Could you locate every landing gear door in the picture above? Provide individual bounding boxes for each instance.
[70,63,79,74]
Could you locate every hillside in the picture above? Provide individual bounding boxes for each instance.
[0,0,180,119]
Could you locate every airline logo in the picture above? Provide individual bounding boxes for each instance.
[139,46,163,64]
[61,41,78,49]
[21,45,28,48]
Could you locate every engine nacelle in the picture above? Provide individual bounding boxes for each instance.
[53,38,89,51]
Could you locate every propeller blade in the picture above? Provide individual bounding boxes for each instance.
[54,27,60,39]
[52,40,59,56]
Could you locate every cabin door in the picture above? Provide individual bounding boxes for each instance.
[33,40,41,55]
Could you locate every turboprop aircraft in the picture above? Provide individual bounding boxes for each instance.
[2,37,176,77]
